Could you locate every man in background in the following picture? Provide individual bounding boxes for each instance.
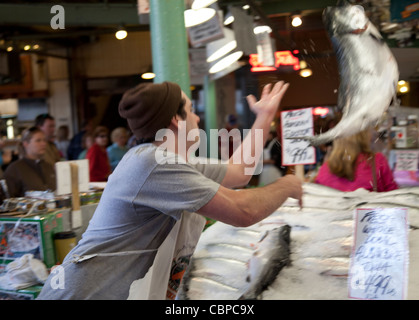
[35,113,61,166]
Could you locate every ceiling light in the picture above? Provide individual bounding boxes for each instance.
[397,80,410,94]
[141,72,155,80]
[253,25,272,34]
[299,60,308,69]
[399,86,408,93]
[184,8,216,28]
[6,46,13,52]
[23,45,31,51]
[115,28,128,40]
[291,15,302,27]
[242,5,250,10]
[209,51,243,74]
[206,28,237,63]
[191,0,217,10]
[299,68,312,77]
[224,12,234,25]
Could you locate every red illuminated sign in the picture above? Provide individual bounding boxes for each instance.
[312,107,329,116]
[250,50,300,72]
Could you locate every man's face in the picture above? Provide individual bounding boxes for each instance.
[24,131,47,160]
[40,119,56,141]
[181,92,200,147]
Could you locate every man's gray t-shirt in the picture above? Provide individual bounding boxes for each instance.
[37,144,227,300]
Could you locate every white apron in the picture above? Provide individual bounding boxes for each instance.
[127,211,206,300]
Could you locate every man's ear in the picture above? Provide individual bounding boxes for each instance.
[169,114,181,129]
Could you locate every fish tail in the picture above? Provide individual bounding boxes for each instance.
[286,133,334,147]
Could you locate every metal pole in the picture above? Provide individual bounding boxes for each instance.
[149,0,191,97]
[204,75,218,156]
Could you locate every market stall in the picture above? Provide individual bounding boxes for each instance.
[0,193,100,300]
[178,183,419,300]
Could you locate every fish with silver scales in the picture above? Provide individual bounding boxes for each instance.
[289,0,399,146]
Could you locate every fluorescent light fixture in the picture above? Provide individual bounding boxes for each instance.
[191,0,217,10]
[184,8,216,28]
[209,51,243,74]
[253,25,272,34]
[224,12,234,25]
[206,28,237,63]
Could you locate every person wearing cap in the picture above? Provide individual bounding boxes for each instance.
[38,80,303,300]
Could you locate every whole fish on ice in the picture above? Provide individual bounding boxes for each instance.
[292,0,399,146]
[240,225,291,299]
[177,225,291,300]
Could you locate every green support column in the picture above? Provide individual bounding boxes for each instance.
[149,0,190,97]
[204,75,218,157]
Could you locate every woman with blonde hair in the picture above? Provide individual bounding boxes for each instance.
[315,129,398,192]
[107,127,129,171]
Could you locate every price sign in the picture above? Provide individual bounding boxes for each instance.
[348,208,409,300]
[281,108,316,166]
[395,150,419,171]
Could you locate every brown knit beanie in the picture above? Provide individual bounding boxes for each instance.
[118,81,182,140]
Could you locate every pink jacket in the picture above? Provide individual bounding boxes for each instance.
[315,152,398,192]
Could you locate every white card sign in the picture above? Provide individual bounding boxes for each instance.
[55,159,90,195]
[348,208,409,300]
[395,150,419,171]
[187,12,224,48]
[281,108,316,166]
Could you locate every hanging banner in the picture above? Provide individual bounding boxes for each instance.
[348,208,409,300]
[281,108,316,166]
[187,12,224,48]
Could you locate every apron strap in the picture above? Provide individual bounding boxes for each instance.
[71,249,158,263]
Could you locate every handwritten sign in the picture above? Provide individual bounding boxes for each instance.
[348,208,409,300]
[281,108,316,166]
[395,150,419,171]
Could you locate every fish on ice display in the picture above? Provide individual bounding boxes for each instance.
[177,224,291,300]
[177,183,419,300]
[291,0,399,146]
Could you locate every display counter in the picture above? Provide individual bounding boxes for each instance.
[0,202,98,299]
[178,183,419,300]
